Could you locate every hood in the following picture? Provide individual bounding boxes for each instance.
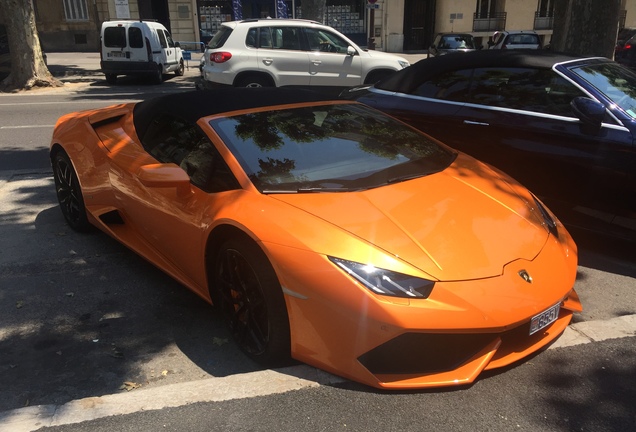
[272,155,548,281]
[364,49,409,64]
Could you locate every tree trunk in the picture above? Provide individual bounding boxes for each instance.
[551,0,621,58]
[0,0,62,91]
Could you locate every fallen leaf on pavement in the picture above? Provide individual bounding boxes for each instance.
[120,381,141,391]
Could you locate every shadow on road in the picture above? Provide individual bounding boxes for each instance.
[0,176,263,413]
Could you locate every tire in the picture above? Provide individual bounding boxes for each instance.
[52,151,92,232]
[175,60,185,77]
[152,65,163,84]
[235,74,272,88]
[213,237,291,366]
[105,73,117,84]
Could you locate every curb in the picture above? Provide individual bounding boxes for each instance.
[1,314,635,432]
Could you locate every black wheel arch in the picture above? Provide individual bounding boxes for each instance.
[233,71,275,87]
[205,224,265,301]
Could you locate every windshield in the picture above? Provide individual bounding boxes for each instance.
[439,35,475,49]
[569,62,636,119]
[210,103,455,193]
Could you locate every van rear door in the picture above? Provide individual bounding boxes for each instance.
[103,25,130,62]
[102,23,148,63]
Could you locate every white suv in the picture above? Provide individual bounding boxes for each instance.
[200,19,409,88]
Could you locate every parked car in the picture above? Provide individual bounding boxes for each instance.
[616,27,636,54]
[615,34,636,70]
[100,20,185,84]
[488,30,541,49]
[50,88,580,390]
[428,33,477,57]
[200,19,409,89]
[341,50,636,241]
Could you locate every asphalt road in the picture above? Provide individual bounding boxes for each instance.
[0,74,635,432]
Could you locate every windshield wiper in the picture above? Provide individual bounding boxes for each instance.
[262,186,353,194]
[387,173,427,184]
[296,187,352,193]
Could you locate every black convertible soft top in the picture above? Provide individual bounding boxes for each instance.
[133,88,333,140]
[376,50,587,94]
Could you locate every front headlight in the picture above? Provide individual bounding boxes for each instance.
[329,257,435,298]
[398,60,410,69]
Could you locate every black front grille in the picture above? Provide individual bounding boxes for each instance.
[359,333,496,375]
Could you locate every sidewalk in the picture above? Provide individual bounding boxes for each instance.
[45,51,204,82]
[45,51,427,83]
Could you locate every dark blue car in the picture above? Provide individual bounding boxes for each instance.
[342,50,636,241]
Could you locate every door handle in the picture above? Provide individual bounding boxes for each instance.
[312,60,322,65]
[262,58,273,66]
[463,120,489,126]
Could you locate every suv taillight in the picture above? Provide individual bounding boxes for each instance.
[211,52,232,63]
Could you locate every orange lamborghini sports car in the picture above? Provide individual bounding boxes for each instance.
[50,89,582,389]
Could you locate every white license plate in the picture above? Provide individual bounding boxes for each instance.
[529,303,560,335]
[109,51,123,58]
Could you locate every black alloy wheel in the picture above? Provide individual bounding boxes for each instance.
[105,73,117,84]
[236,74,271,88]
[153,64,163,84]
[214,237,291,366]
[52,151,91,232]
[176,60,185,76]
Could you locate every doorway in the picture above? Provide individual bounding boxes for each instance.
[403,0,436,51]
[138,0,171,31]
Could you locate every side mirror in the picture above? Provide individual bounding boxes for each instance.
[347,45,357,56]
[175,42,181,48]
[137,163,192,198]
[570,97,605,133]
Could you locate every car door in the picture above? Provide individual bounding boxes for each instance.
[256,26,311,86]
[375,68,472,143]
[108,114,241,291]
[453,66,633,216]
[304,27,362,86]
[157,28,179,72]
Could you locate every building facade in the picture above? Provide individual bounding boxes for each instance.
[27,0,636,53]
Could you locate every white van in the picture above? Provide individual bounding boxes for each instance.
[100,20,184,84]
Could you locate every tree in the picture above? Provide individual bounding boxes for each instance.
[0,0,61,91]
[550,0,621,58]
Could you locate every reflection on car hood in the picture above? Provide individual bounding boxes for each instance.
[273,154,548,281]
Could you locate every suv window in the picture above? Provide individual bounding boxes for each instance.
[208,26,232,49]
[305,28,350,53]
[273,27,302,51]
[258,27,273,48]
[469,67,584,116]
[104,27,126,48]
[128,27,143,48]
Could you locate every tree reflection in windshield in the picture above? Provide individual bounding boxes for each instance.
[211,103,455,192]
[571,62,636,118]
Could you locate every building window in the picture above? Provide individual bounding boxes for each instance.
[63,0,89,21]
